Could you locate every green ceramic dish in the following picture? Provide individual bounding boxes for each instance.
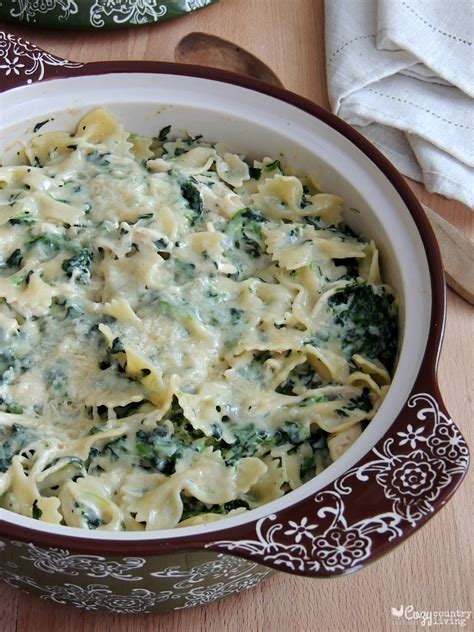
[0,0,218,30]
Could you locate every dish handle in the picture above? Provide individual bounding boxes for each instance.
[0,31,85,91]
[205,376,469,577]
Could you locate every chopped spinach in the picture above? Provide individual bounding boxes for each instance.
[334,257,360,280]
[0,351,31,384]
[62,248,93,283]
[8,210,35,226]
[240,208,268,225]
[226,207,268,259]
[154,237,170,251]
[181,181,203,225]
[300,193,313,210]
[230,307,245,325]
[0,424,37,473]
[80,506,104,529]
[6,404,24,414]
[249,167,262,179]
[211,423,223,440]
[158,124,171,142]
[32,499,43,519]
[86,151,111,166]
[298,393,334,407]
[10,269,33,287]
[327,282,398,370]
[180,496,211,520]
[29,233,67,258]
[265,159,282,172]
[114,401,145,419]
[65,301,84,319]
[276,362,323,395]
[2,249,23,269]
[300,431,331,483]
[181,496,249,521]
[33,119,50,133]
[344,388,372,413]
[222,424,272,465]
[183,134,203,145]
[45,363,68,395]
[274,422,310,446]
[102,436,128,462]
[172,260,197,284]
[135,427,184,475]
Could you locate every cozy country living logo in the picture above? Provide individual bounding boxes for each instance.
[391,605,472,627]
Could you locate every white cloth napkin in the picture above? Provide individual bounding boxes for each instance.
[325,0,474,208]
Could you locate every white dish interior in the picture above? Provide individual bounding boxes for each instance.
[0,73,432,540]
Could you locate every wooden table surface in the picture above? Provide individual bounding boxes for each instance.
[1,1,472,631]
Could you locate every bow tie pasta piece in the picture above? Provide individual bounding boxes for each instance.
[216,153,250,188]
[74,108,132,155]
[130,450,267,530]
[0,271,57,318]
[172,146,217,175]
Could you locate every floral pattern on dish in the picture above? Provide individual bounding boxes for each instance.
[0,1,216,30]
[208,393,469,573]
[0,31,83,83]
[0,550,272,612]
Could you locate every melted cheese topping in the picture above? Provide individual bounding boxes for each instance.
[0,109,398,531]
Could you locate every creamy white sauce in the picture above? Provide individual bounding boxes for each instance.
[0,109,398,531]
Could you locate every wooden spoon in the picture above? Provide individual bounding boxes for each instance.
[175,32,283,87]
[422,205,474,304]
[175,33,474,304]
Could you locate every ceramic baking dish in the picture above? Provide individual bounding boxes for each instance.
[0,31,469,614]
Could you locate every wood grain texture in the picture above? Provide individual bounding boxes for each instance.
[0,1,472,630]
[423,204,474,304]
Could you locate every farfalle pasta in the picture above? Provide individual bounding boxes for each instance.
[0,109,398,530]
